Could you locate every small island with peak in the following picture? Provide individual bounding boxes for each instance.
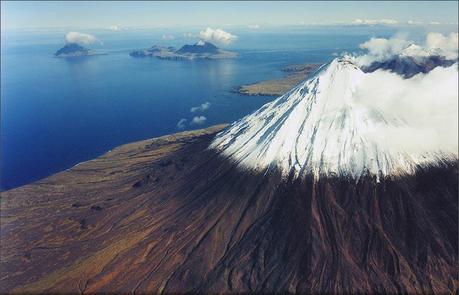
[54,43,105,58]
[55,43,90,57]
[130,41,237,60]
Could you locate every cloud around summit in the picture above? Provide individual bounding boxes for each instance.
[353,32,458,66]
[64,31,98,45]
[346,32,459,155]
[199,28,236,45]
[354,63,458,155]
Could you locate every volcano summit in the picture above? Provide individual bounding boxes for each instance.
[211,58,456,179]
[1,58,457,294]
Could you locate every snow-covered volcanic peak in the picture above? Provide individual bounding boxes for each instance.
[210,58,454,179]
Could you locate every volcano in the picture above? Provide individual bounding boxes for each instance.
[1,59,457,294]
[211,59,456,178]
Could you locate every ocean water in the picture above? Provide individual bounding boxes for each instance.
[1,26,414,190]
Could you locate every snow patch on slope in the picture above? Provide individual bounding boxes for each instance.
[210,58,457,179]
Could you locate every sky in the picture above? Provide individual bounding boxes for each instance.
[1,1,458,31]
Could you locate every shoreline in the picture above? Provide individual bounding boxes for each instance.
[1,125,228,192]
[233,63,322,96]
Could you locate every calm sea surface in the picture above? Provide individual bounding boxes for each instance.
[2,26,421,189]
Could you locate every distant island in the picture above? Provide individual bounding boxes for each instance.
[130,41,237,60]
[54,43,90,57]
[54,43,105,58]
[235,63,322,96]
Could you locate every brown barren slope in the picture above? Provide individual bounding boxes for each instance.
[1,125,226,293]
[1,125,457,294]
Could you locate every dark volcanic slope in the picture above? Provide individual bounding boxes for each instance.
[1,125,457,294]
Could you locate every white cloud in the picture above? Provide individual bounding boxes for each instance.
[355,37,411,65]
[354,64,458,155]
[162,34,175,40]
[109,25,121,32]
[177,118,187,129]
[191,116,207,125]
[65,32,98,45]
[429,21,441,25]
[183,32,195,38]
[354,32,459,66]
[425,32,459,59]
[199,28,237,45]
[347,33,458,154]
[248,24,260,29]
[351,18,399,25]
[407,20,423,25]
[190,102,211,113]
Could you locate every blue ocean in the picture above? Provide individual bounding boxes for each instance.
[1,26,428,190]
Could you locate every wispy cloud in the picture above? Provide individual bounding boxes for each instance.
[162,34,175,40]
[191,116,207,125]
[190,102,211,113]
[248,24,260,29]
[177,118,187,129]
[183,32,195,38]
[109,25,121,32]
[407,20,423,25]
[65,31,98,45]
[178,102,211,129]
[351,18,399,26]
[199,28,236,45]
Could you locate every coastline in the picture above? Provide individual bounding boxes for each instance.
[233,63,321,96]
[1,125,227,192]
